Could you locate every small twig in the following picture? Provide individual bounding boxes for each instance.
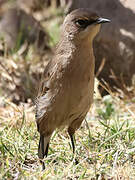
[96,58,106,77]
[125,106,135,119]
[110,69,131,97]
[112,150,119,177]
[98,78,114,96]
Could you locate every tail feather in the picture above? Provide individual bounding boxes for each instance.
[38,134,51,170]
[38,135,45,159]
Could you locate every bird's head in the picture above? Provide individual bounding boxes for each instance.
[62,8,110,43]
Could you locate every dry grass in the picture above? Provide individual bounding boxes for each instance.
[0,4,135,180]
[0,91,135,179]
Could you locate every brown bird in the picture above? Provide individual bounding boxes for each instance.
[35,8,110,169]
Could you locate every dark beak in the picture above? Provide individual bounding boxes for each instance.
[96,17,110,24]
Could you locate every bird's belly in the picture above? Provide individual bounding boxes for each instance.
[45,73,94,129]
[65,80,94,126]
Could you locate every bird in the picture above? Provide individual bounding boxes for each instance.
[35,8,110,170]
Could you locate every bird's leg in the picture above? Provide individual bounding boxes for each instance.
[69,133,75,154]
[38,135,51,170]
[68,130,78,165]
[68,118,84,165]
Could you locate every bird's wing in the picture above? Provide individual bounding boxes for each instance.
[37,59,53,97]
[35,55,63,124]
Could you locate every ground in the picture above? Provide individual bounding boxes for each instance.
[0,91,135,179]
[0,5,135,180]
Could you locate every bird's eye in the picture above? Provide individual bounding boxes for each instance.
[75,19,88,28]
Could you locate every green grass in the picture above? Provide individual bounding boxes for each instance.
[0,95,135,179]
[46,19,61,47]
[0,5,135,180]
[43,8,64,47]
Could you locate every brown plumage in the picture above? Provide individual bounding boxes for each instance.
[35,8,110,169]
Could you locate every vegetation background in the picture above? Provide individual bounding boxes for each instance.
[0,0,135,179]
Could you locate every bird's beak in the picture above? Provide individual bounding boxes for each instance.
[96,17,110,24]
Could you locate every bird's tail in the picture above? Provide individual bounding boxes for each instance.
[38,135,45,170]
[38,134,50,170]
[38,135,45,159]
